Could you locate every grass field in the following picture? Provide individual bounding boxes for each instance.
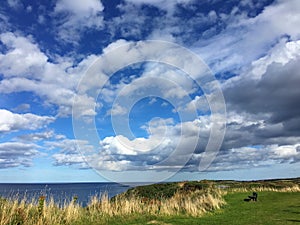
[104,191,300,225]
[0,179,299,225]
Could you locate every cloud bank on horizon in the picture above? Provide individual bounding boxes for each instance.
[0,0,299,182]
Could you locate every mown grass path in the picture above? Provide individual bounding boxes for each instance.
[110,192,300,225]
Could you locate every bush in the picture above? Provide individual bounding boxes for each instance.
[124,182,180,200]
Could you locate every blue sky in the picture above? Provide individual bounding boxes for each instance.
[0,0,300,183]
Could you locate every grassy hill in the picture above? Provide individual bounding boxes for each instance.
[121,177,300,200]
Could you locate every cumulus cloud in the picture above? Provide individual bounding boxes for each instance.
[0,33,208,120]
[108,104,127,116]
[54,0,104,43]
[13,103,31,113]
[47,139,94,168]
[76,117,207,171]
[73,39,219,121]
[193,0,300,73]
[217,55,300,162]
[7,0,22,10]
[124,0,193,16]
[18,130,55,142]
[48,116,204,172]
[0,32,99,117]
[0,142,40,168]
[251,39,300,79]
[0,109,55,133]
[0,32,48,77]
[185,95,210,113]
[110,0,220,43]
[203,144,300,172]
[225,55,300,126]
[52,153,87,167]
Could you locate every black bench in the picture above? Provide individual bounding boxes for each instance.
[244,192,258,202]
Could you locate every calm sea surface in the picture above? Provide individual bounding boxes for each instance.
[0,183,131,207]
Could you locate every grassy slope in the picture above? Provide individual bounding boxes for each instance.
[106,178,300,225]
[107,191,300,225]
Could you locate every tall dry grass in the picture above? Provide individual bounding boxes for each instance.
[88,188,225,217]
[0,188,225,224]
[228,184,300,193]
[0,196,82,225]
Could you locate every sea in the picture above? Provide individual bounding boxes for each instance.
[0,183,132,207]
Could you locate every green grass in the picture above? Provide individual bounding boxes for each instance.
[105,191,300,225]
[198,191,300,225]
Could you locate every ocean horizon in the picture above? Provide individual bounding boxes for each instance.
[0,182,132,207]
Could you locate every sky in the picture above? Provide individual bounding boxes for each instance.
[0,0,300,183]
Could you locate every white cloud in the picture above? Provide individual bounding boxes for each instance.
[254,0,300,40]
[185,95,209,113]
[0,32,48,77]
[148,97,157,105]
[0,32,100,117]
[37,15,45,24]
[18,130,55,142]
[73,39,217,121]
[55,0,103,15]
[123,0,194,16]
[0,35,174,119]
[88,42,213,118]
[0,142,40,168]
[47,138,95,168]
[52,153,87,167]
[108,104,127,116]
[46,139,94,154]
[7,0,22,10]
[251,40,300,79]
[54,0,104,43]
[192,0,300,74]
[271,145,299,159]
[26,5,32,13]
[93,158,132,171]
[205,144,300,172]
[0,13,10,31]
[81,117,207,171]
[0,109,55,133]
[13,103,31,112]
[213,43,300,169]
